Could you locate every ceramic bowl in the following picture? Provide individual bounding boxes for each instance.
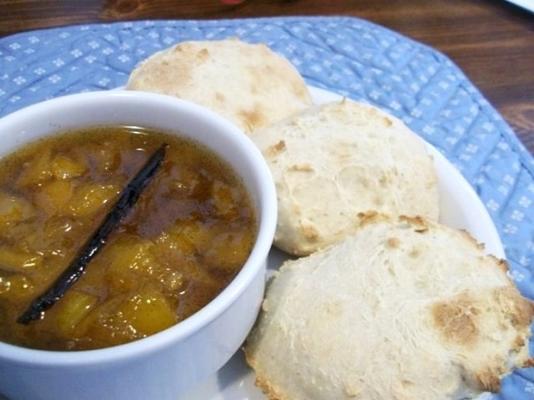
[0,90,277,400]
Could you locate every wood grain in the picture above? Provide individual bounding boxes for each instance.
[0,0,532,153]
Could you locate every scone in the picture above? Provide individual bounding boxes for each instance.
[127,39,312,134]
[245,214,533,400]
[249,99,439,256]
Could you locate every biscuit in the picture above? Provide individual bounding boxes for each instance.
[245,215,533,400]
[127,39,312,134]
[250,100,439,255]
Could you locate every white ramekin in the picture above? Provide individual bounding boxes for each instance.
[0,91,277,400]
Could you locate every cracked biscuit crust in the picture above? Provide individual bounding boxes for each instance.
[127,39,312,134]
[250,100,439,256]
[245,216,533,400]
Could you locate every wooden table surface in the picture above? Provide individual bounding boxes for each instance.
[0,0,533,153]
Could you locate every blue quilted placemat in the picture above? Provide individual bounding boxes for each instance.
[0,17,533,398]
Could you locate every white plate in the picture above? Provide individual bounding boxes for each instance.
[504,0,534,13]
[183,86,505,400]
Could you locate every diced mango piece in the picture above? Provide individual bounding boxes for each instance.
[179,220,218,254]
[0,274,8,296]
[22,217,79,257]
[154,221,225,268]
[36,180,74,214]
[0,273,34,301]
[89,144,121,174]
[204,231,253,272]
[80,289,176,344]
[55,290,98,337]
[104,237,157,292]
[212,181,238,218]
[118,288,177,336]
[51,154,87,179]
[67,183,119,217]
[154,226,196,257]
[75,296,132,345]
[0,192,35,227]
[0,246,42,272]
[17,149,53,186]
[156,269,184,293]
[170,168,200,197]
[0,222,33,246]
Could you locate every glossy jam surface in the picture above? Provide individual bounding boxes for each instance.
[0,126,256,350]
